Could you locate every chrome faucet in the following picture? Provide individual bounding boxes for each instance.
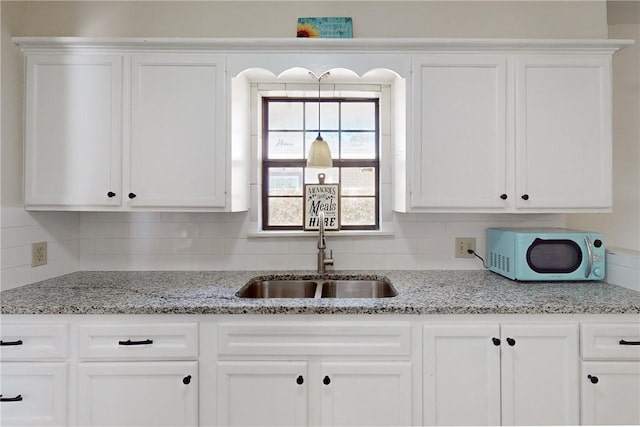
[317,211,334,274]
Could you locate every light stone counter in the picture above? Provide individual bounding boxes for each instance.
[1,270,639,315]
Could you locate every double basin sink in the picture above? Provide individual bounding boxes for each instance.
[236,276,397,299]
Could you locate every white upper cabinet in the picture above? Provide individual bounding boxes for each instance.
[25,54,123,208]
[514,55,612,210]
[129,54,226,208]
[411,55,508,210]
[22,49,234,212]
[404,49,618,213]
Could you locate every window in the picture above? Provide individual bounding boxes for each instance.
[262,97,380,231]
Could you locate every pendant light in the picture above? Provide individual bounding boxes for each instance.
[307,71,333,168]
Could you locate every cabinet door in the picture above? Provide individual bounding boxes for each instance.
[78,361,197,426]
[0,362,67,427]
[501,324,579,425]
[217,361,308,426]
[411,55,508,210]
[25,54,122,208]
[581,362,640,425]
[514,55,612,211]
[423,324,501,426]
[129,54,226,208]
[319,361,412,426]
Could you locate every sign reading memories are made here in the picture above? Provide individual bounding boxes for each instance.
[304,173,339,231]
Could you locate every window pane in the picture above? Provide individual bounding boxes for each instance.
[305,102,339,130]
[268,168,303,196]
[268,197,303,226]
[305,167,339,184]
[305,132,339,160]
[341,167,376,196]
[341,197,376,225]
[341,132,376,159]
[269,102,303,129]
[342,102,376,130]
[268,132,304,159]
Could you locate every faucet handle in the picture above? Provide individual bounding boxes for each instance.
[325,250,334,266]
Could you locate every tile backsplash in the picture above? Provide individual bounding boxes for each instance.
[3,206,571,291]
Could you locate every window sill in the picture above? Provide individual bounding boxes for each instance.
[247,228,395,238]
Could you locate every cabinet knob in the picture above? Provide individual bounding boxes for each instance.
[492,337,501,346]
[128,193,137,199]
[500,194,508,200]
[107,191,116,198]
[296,375,304,385]
[521,194,529,201]
[587,375,599,384]
[506,337,516,346]
[183,375,192,385]
[323,375,331,385]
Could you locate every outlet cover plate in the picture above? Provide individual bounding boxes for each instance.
[31,241,48,267]
[455,237,476,258]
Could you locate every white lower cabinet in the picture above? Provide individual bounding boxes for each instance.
[580,323,640,425]
[217,361,308,426]
[0,362,68,427]
[4,314,639,427]
[216,360,412,427]
[78,361,198,426]
[319,361,412,427]
[581,362,640,425]
[423,323,579,426]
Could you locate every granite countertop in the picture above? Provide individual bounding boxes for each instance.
[1,270,639,315]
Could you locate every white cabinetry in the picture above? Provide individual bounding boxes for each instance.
[216,321,414,426]
[129,54,226,208]
[0,323,69,427]
[76,322,198,426]
[411,55,508,210]
[423,323,579,426]
[580,323,640,425]
[24,55,122,209]
[22,49,233,211]
[514,55,612,210]
[405,51,615,213]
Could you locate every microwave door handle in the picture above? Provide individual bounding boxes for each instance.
[584,236,594,278]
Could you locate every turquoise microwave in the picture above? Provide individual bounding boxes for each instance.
[487,228,605,281]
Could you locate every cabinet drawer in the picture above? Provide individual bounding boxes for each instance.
[78,323,198,360]
[1,323,68,360]
[0,362,67,426]
[582,323,640,360]
[218,321,411,356]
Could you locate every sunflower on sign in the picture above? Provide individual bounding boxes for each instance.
[297,22,320,38]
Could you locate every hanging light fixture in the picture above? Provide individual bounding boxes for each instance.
[307,71,333,168]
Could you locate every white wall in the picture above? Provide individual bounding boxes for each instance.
[567,1,640,253]
[5,1,633,291]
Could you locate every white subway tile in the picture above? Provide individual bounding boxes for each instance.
[129,222,194,239]
[1,266,35,291]
[95,238,166,255]
[80,222,129,239]
[161,212,226,223]
[1,245,30,269]
[166,239,225,255]
[352,237,417,254]
[1,207,36,228]
[1,226,37,248]
[225,238,288,255]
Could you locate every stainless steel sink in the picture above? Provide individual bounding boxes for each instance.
[320,280,397,298]
[235,280,318,298]
[236,277,397,299]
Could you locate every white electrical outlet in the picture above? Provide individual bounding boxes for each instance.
[455,237,476,258]
[31,241,48,267]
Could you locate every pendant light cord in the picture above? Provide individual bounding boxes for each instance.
[310,71,330,140]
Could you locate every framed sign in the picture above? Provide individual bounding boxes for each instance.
[304,173,339,231]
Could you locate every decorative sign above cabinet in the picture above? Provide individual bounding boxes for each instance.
[14,37,632,213]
